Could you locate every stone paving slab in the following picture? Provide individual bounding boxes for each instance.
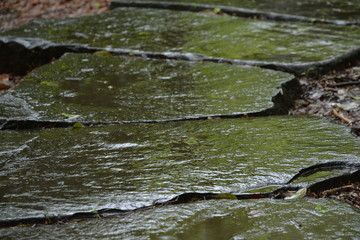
[121,0,360,21]
[0,53,292,121]
[3,7,360,63]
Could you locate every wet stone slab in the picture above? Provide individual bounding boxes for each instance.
[0,2,360,239]
[123,0,360,21]
[1,116,360,238]
[0,53,292,121]
[3,7,360,63]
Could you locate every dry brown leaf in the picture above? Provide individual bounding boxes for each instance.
[0,74,9,83]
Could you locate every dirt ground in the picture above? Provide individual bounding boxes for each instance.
[317,183,360,210]
[290,64,360,136]
[0,0,111,32]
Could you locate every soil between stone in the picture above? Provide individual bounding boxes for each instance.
[316,183,360,210]
[0,0,111,32]
[290,62,360,136]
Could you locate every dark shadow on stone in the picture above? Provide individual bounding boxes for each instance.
[0,37,98,75]
[287,161,360,184]
[308,169,360,195]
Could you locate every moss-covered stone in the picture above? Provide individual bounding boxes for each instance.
[0,53,292,121]
[3,7,359,63]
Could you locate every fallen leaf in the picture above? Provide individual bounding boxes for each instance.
[285,187,307,200]
[61,113,80,119]
[93,51,113,56]
[336,102,359,111]
[0,74,10,82]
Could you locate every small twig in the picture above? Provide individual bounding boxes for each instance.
[328,81,360,88]
[332,109,353,125]
[324,87,339,92]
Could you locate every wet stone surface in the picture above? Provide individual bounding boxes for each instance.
[3,7,360,62]
[127,0,360,21]
[0,53,292,121]
[0,1,360,239]
[1,116,360,238]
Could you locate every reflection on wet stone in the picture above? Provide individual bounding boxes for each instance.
[3,6,360,62]
[0,53,292,121]
[0,0,360,239]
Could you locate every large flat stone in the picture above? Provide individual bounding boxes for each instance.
[0,53,292,121]
[116,0,360,21]
[1,116,360,237]
[3,7,360,62]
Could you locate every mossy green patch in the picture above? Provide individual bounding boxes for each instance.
[3,8,359,62]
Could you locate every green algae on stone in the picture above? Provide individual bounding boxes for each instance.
[1,116,360,238]
[3,8,360,63]
[0,53,292,121]
[182,15,360,62]
[119,0,360,21]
